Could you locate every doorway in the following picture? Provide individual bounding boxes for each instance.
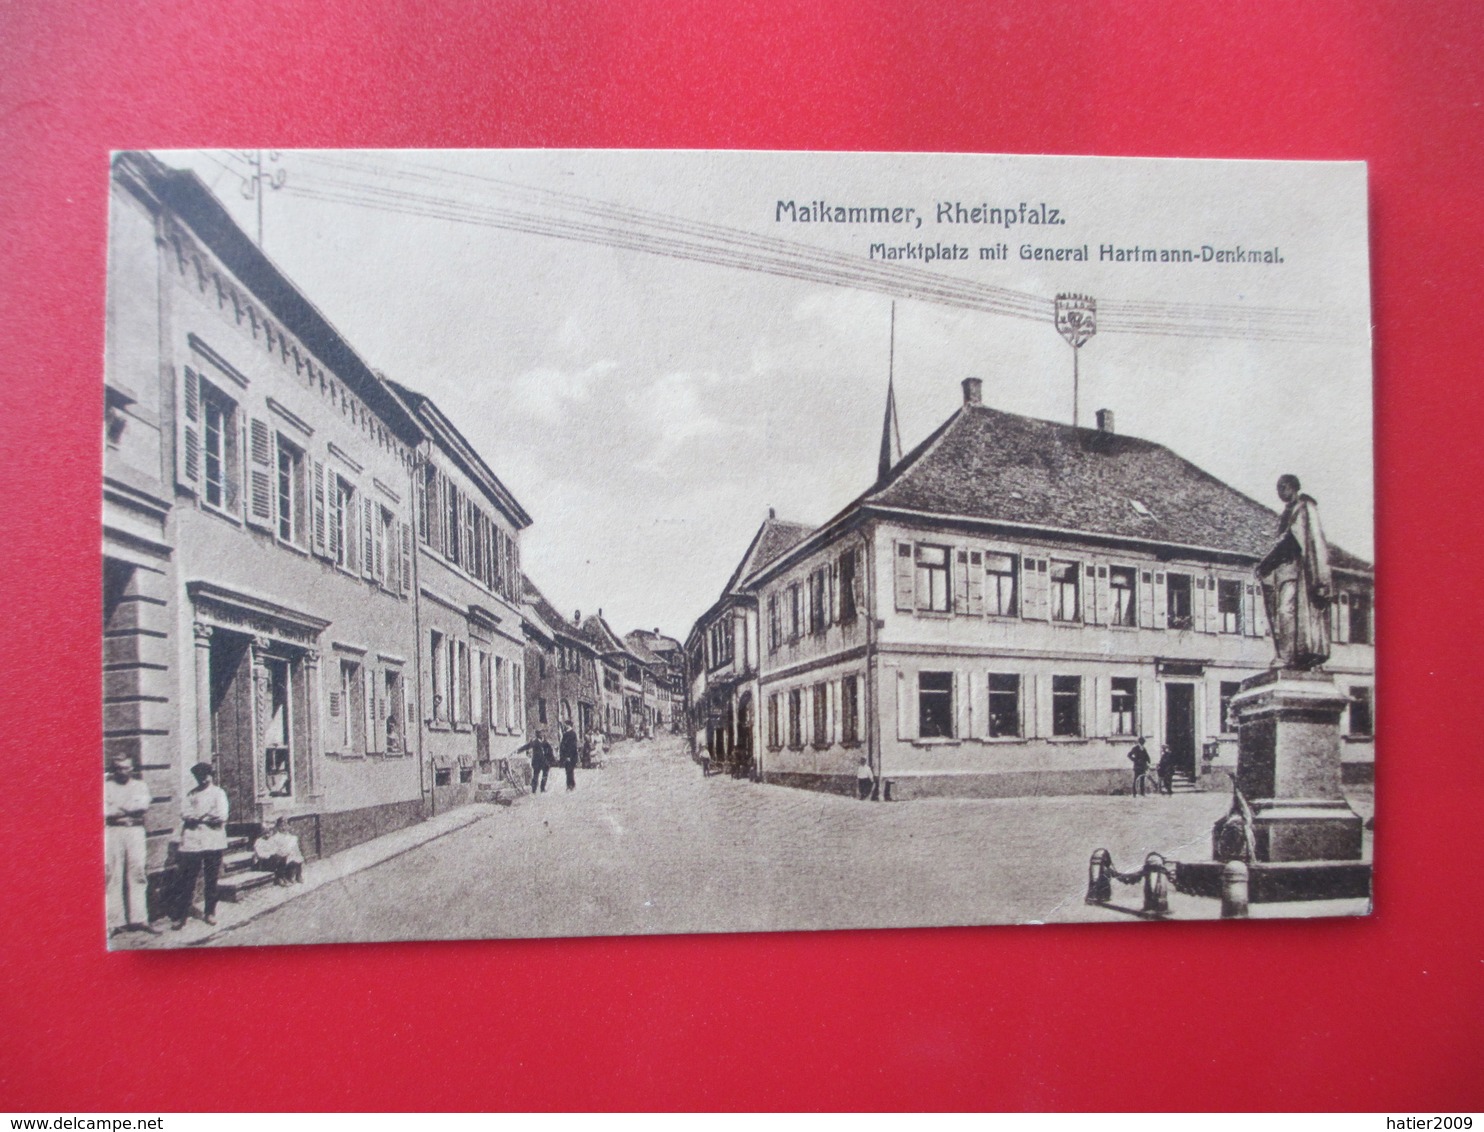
[1164,682,1196,777]
[208,629,256,820]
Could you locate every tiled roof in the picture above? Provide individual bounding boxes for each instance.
[726,515,814,593]
[577,613,629,657]
[862,405,1371,572]
[522,576,584,645]
[621,633,664,667]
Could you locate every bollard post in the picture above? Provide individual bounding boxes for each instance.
[1221,859,1250,919]
[1085,849,1113,904]
[1142,853,1170,917]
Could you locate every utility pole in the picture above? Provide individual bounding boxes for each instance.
[233,150,287,248]
[1055,293,1097,427]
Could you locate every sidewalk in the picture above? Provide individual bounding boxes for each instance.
[112,801,502,950]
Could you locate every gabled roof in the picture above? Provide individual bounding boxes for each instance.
[387,379,533,529]
[852,403,1371,572]
[626,628,683,656]
[725,513,814,593]
[578,612,630,659]
[113,152,422,446]
[521,575,591,651]
[621,633,664,668]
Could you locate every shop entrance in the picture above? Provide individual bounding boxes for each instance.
[1163,682,1197,777]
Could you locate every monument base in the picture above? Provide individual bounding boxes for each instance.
[1177,859,1371,903]
[1247,799,1363,861]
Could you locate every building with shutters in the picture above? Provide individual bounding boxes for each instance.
[106,151,432,911]
[685,512,813,774]
[520,581,604,747]
[387,381,532,813]
[742,376,1375,800]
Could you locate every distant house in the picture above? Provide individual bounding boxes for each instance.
[709,377,1374,799]
[684,511,813,774]
[626,628,687,732]
[386,380,532,812]
[522,578,603,745]
[578,612,637,739]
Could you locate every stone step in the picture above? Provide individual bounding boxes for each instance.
[217,868,277,902]
[222,849,258,874]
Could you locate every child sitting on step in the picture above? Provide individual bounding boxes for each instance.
[253,817,305,886]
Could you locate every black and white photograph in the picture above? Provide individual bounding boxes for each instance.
[102,149,1374,948]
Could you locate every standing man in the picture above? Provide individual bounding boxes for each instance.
[515,730,553,793]
[558,723,579,792]
[172,762,229,929]
[1127,736,1153,796]
[105,753,158,936]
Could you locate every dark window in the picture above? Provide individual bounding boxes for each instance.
[1219,681,1242,733]
[1218,579,1243,633]
[987,673,1020,738]
[768,595,780,652]
[1050,560,1080,622]
[434,767,453,787]
[1349,686,1373,737]
[918,671,954,739]
[985,553,1018,616]
[767,694,780,749]
[1109,566,1137,626]
[1110,677,1137,736]
[788,689,803,748]
[915,545,951,612]
[1052,675,1082,737]
[841,676,859,744]
[839,550,858,624]
[788,584,802,642]
[1167,573,1193,629]
[813,681,829,746]
[1349,594,1371,644]
[811,571,828,635]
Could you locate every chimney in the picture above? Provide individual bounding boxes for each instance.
[1096,408,1115,434]
[768,507,776,519]
[962,377,983,406]
[573,610,581,625]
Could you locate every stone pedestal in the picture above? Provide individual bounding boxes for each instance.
[1223,668,1363,863]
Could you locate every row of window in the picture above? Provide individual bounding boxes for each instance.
[891,540,1372,642]
[766,547,860,652]
[427,630,524,732]
[417,462,521,604]
[183,366,414,594]
[765,675,863,751]
[328,657,409,757]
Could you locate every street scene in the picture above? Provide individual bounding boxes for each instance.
[103,150,1375,947]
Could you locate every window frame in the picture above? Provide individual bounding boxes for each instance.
[987,672,1021,738]
[1109,565,1138,627]
[1049,559,1081,623]
[1051,675,1082,737]
[199,381,240,516]
[984,552,1019,617]
[917,670,955,739]
[914,544,951,613]
[1110,676,1138,736]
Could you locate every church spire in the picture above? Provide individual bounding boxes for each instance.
[878,301,902,483]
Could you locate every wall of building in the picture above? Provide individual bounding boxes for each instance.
[157,204,424,850]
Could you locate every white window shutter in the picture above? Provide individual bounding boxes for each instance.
[893,543,914,611]
[895,670,912,740]
[1201,574,1217,633]
[361,493,375,579]
[967,551,984,616]
[953,669,965,739]
[400,521,412,594]
[953,549,970,614]
[1140,571,1155,628]
[327,480,341,563]
[1092,566,1109,626]
[246,417,274,529]
[312,461,328,557]
[178,366,202,492]
[967,670,984,739]
[1153,572,1168,629]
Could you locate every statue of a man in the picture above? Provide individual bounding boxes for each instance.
[1257,474,1333,670]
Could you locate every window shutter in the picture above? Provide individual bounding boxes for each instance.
[1092,675,1108,738]
[896,670,916,741]
[1200,574,1217,633]
[967,670,984,739]
[361,493,375,579]
[967,551,984,615]
[893,543,915,611]
[1335,592,1351,644]
[1153,572,1168,629]
[223,420,241,513]
[1092,565,1110,626]
[311,461,328,556]
[363,665,374,753]
[400,521,412,594]
[953,669,965,739]
[1025,673,1041,738]
[178,366,201,492]
[953,549,970,614]
[1139,571,1155,628]
[828,563,839,624]
[1021,558,1047,620]
[1246,582,1267,637]
[246,418,274,529]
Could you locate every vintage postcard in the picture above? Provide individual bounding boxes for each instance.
[102,149,1373,947]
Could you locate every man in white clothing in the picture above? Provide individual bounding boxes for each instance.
[172,762,229,929]
[105,753,158,936]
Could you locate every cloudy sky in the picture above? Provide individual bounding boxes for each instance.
[160,150,1374,639]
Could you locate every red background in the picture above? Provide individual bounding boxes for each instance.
[2,0,1481,1111]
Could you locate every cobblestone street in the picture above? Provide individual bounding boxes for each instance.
[214,735,1373,946]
